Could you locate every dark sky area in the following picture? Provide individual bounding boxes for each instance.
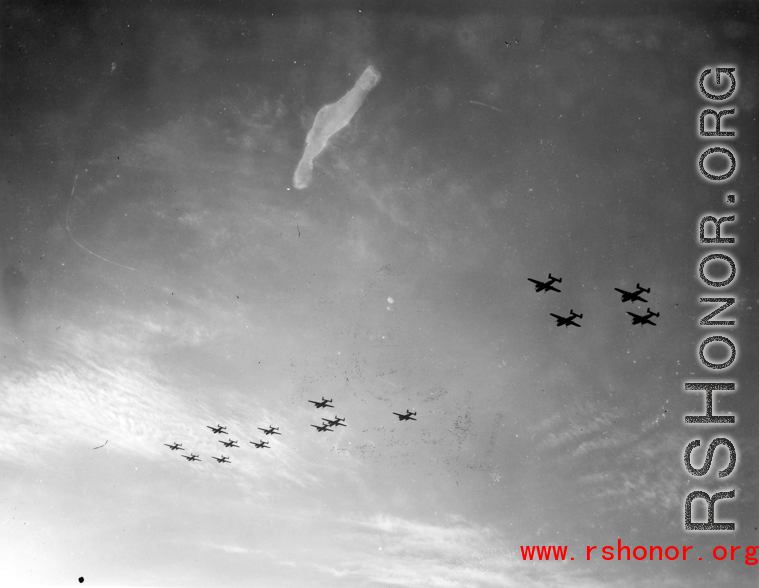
[1,1,758,586]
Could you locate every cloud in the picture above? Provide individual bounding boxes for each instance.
[293,66,381,189]
[537,411,617,450]
[0,320,354,491]
[204,543,259,555]
[309,513,613,588]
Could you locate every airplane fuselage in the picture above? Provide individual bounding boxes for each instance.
[529,276,561,293]
[550,312,582,328]
[627,309,658,326]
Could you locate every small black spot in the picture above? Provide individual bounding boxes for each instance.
[79,578,84,584]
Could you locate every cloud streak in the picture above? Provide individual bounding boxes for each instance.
[310,513,614,588]
[293,66,381,189]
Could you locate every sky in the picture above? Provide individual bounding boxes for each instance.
[0,1,758,586]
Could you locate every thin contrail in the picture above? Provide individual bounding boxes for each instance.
[65,174,137,272]
[466,100,503,113]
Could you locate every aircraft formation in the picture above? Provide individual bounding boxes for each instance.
[163,276,658,466]
[528,274,659,328]
[309,398,348,433]
[166,397,416,464]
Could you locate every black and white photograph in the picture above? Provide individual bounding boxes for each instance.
[1,1,757,586]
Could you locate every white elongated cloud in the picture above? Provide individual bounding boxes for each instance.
[293,65,381,189]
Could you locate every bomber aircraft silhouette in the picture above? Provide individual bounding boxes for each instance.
[206,424,228,435]
[311,423,334,432]
[250,439,270,448]
[258,426,281,436]
[550,310,583,328]
[218,439,239,448]
[212,455,231,463]
[309,397,334,409]
[182,454,201,462]
[528,273,562,293]
[615,283,650,303]
[164,443,184,451]
[322,416,346,427]
[393,410,417,421]
[627,308,659,326]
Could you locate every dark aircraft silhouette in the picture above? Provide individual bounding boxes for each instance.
[308,397,334,409]
[250,439,270,449]
[393,410,417,421]
[212,455,231,463]
[528,274,562,293]
[218,439,239,448]
[322,416,346,427]
[164,443,184,451]
[550,310,583,328]
[182,454,201,462]
[206,424,228,435]
[627,308,659,326]
[311,423,334,432]
[615,283,650,303]
[258,426,281,436]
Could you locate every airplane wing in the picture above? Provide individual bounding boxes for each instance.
[549,313,563,321]
[614,288,627,295]
[547,285,561,292]
[527,278,541,285]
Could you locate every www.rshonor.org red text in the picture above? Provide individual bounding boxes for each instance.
[520,541,758,564]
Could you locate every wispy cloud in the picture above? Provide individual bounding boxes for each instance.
[308,513,613,588]
[0,320,355,492]
[537,411,618,450]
